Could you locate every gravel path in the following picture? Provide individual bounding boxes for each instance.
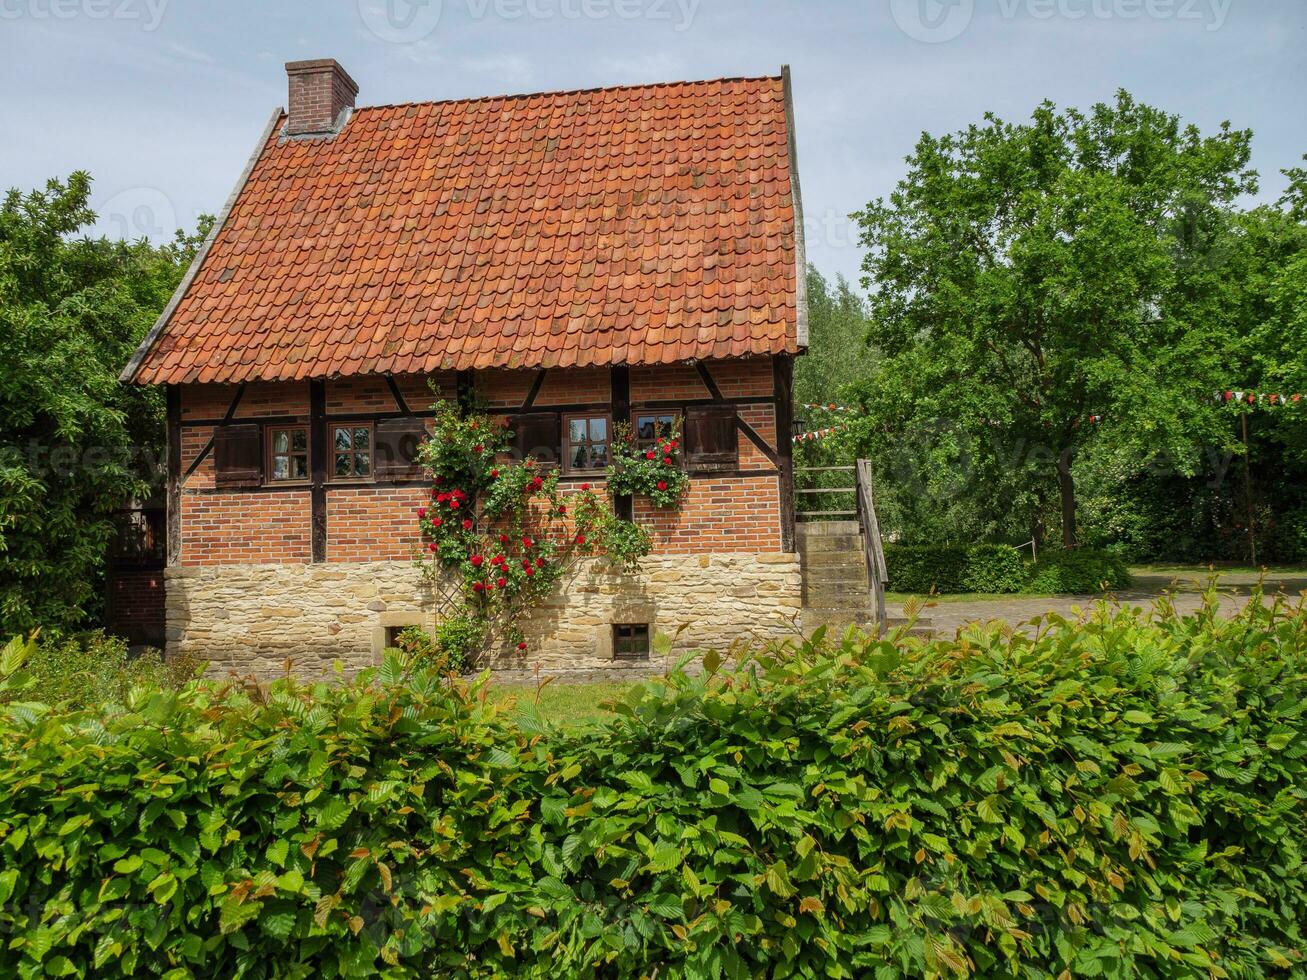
[892,571,1307,634]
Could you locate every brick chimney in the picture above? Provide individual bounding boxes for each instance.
[284,59,358,136]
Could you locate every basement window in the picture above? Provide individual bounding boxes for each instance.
[612,623,651,661]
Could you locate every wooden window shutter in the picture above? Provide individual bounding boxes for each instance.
[510,412,561,467]
[213,423,262,488]
[684,405,738,473]
[375,418,429,480]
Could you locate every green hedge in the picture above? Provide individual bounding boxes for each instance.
[1026,547,1133,593]
[0,593,1305,977]
[886,545,1132,595]
[886,543,1028,594]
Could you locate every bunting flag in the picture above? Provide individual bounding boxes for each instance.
[793,425,847,444]
[801,402,857,414]
[1215,390,1306,410]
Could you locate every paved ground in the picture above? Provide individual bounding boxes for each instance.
[891,570,1307,634]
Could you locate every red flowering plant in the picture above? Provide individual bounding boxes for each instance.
[605,421,689,509]
[414,402,650,667]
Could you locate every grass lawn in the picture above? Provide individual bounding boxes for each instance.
[488,680,635,728]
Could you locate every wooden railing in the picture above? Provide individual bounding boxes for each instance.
[794,465,857,519]
[855,459,888,629]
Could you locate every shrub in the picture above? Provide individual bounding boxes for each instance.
[1025,546,1133,593]
[960,543,1027,593]
[886,543,1027,594]
[885,544,969,593]
[0,592,1304,977]
[2,631,196,709]
[1278,505,1307,564]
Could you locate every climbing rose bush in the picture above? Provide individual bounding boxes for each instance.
[414,402,649,664]
[605,421,690,509]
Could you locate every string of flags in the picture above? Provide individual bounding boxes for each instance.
[794,425,847,443]
[1217,390,1305,409]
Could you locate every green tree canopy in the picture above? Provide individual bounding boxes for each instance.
[0,173,206,634]
[852,91,1257,546]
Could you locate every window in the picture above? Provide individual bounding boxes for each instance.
[564,414,611,473]
[332,423,373,480]
[612,623,651,660]
[267,426,309,482]
[633,411,679,450]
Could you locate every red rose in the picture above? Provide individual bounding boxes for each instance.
[522,536,534,549]
[558,505,567,516]
[472,581,485,593]
[496,577,507,589]
[525,566,535,577]
[432,517,443,528]
[437,492,449,503]
[450,499,461,509]
[657,480,668,491]
[492,554,504,566]
[517,641,528,651]
[452,489,465,500]
[462,519,473,531]
[575,533,586,545]
[473,444,484,453]
[663,456,673,465]
[645,451,656,460]
[522,558,532,569]
[428,542,437,551]
[580,482,590,491]
[499,533,510,545]
[470,554,484,568]
[490,468,499,478]
[530,476,543,491]
[417,507,426,518]
[670,440,678,449]
[535,557,545,568]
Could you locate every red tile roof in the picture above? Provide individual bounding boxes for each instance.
[127,75,803,385]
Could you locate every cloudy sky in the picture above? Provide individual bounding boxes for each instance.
[2,0,1303,288]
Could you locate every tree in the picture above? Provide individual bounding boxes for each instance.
[0,173,207,634]
[853,92,1256,547]
[793,266,876,410]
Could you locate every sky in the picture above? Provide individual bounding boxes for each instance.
[2,0,1303,290]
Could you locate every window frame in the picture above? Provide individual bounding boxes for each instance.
[561,412,613,475]
[265,424,310,485]
[328,421,376,483]
[612,623,651,661]
[631,410,681,452]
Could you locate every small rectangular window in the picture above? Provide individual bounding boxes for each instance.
[612,623,650,660]
[267,426,309,483]
[331,423,374,480]
[564,413,611,473]
[634,412,679,450]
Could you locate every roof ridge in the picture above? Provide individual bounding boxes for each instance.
[355,73,783,113]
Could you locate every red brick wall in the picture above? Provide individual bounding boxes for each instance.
[174,358,786,566]
[180,492,312,565]
[105,567,166,645]
[635,477,782,554]
[327,486,428,562]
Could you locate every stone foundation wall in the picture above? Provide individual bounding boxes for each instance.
[166,553,801,679]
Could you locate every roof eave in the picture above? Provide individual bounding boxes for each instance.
[781,65,809,351]
[119,106,284,385]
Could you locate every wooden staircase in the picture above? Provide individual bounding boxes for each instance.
[795,460,930,637]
